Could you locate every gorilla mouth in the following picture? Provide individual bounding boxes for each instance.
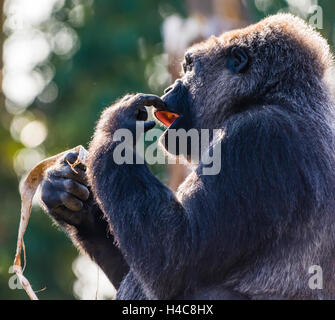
[154,110,180,127]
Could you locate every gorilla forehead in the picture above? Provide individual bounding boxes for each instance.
[188,13,332,75]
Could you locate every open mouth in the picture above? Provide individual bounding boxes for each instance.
[154,110,180,127]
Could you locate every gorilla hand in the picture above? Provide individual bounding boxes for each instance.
[98,93,165,136]
[40,151,129,288]
[40,151,92,228]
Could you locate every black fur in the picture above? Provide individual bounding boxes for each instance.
[86,14,335,299]
[41,14,335,299]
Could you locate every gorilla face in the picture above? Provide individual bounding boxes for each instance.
[153,38,250,156]
[154,51,203,132]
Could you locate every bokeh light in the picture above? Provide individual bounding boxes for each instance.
[20,120,48,148]
[72,255,116,300]
[2,0,81,113]
[13,147,45,176]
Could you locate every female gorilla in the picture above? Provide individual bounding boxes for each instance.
[41,14,335,299]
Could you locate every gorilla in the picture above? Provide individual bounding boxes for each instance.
[40,14,335,299]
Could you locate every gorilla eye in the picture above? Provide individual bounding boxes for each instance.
[182,54,194,73]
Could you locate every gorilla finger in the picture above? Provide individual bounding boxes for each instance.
[40,180,64,209]
[52,206,83,226]
[61,179,90,201]
[60,192,83,211]
[47,177,89,201]
[64,152,78,164]
[48,164,88,185]
[135,94,166,109]
[144,121,156,132]
[64,152,86,171]
[63,165,88,185]
[135,107,148,121]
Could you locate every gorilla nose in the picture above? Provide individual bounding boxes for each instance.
[162,80,183,98]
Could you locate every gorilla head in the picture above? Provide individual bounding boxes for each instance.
[154,13,333,157]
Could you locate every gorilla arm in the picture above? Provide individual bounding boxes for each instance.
[87,94,198,299]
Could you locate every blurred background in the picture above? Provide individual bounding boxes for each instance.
[0,0,334,300]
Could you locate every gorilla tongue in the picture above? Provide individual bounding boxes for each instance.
[154,111,179,127]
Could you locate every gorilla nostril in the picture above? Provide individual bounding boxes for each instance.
[164,80,183,95]
[164,86,173,94]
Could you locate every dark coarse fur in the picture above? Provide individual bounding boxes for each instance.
[42,13,335,299]
[86,14,335,299]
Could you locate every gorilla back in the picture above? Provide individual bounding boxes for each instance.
[86,14,335,299]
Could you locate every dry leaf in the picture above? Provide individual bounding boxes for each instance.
[13,145,88,300]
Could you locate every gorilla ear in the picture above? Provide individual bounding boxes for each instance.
[227,47,249,73]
